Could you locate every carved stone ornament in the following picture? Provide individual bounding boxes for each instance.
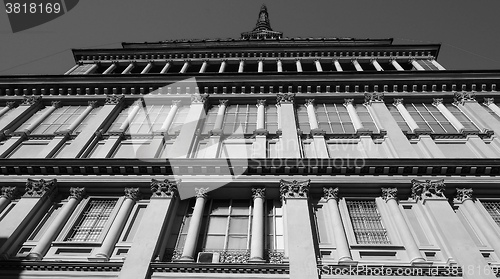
[190,93,209,104]
[172,100,182,107]
[105,95,125,105]
[304,99,315,107]
[393,98,404,106]
[252,188,265,199]
[280,179,310,200]
[195,187,209,199]
[23,178,57,198]
[124,187,141,201]
[344,98,354,106]
[219,99,229,107]
[483,97,495,106]
[364,92,384,105]
[51,101,62,108]
[411,179,446,201]
[454,92,476,105]
[432,98,443,106]
[6,101,18,109]
[381,187,398,201]
[151,179,179,199]
[20,96,42,106]
[1,186,17,201]
[276,93,295,105]
[256,99,266,107]
[87,100,99,108]
[323,187,339,201]
[455,188,474,203]
[69,187,86,201]
[219,250,250,264]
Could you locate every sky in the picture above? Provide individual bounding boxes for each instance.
[1,0,500,75]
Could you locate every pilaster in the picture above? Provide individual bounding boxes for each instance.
[277,93,300,158]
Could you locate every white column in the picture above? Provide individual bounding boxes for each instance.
[160,100,181,132]
[65,101,97,133]
[344,99,364,131]
[121,63,135,74]
[393,98,419,131]
[249,188,265,262]
[238,60,245,73]
[382,188,425,264]
[352,60,363,71]
[27,188,85,260]
[295,59,303,72]
[213,100,228,131]
[0,187,16,214]
[218,60,226,73]
[304,99,318,130]
[333,60,343,71]
[371,59,384,71]
[314,60,323,72]
[179,188,208,262]
[323,188,352,262]
[119,100,143,131]
[23,101,61,134]
[391,59,404,71]
[433,98,465,132]
[102,63,116,74]
[83,64,98,75]
[199,61,208,73]
[430,59,446,70]
[140,62,153,74]
[160,62,171,74]
[90,188,139,261]
[180,61,190,73]
[0,102,15,118]
[410,59,425,71]
[258,60,264,72]
[256,100,266,130]
[277,60,283,72]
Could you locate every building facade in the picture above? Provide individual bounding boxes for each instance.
[1,5,500,279]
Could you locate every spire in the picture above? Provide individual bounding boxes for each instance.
[241,4,283,40]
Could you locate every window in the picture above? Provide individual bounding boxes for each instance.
[266,105,279,134]
[482,201,500,227]
[315,103,355,134]
[222,104,257,135]
[445,105,479,132]
[388,106,411,133]
[201,105,219,134]
[355,104,379,133]
[296,105,311,134]
[15,106,52,132]
[416,60,439,71]
[406,103,456,133]
[109,104,174,135]
[69,64,96,75]
[346,200,390,244]
[266,200,284,251]
[8,140,48,158]
[166,106,189,135]
[65,199,117,242]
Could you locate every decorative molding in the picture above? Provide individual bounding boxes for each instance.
[219,99,229,107]
[195,187,209,199]
[23,178,57,198]
[266,250,285,264]
[280,179,310,199]
[1,186,17,201]
[5,101,18,109]
[393,98,404,106]
[252,188,265,199]
[69,187,86,201]
[344,98,354,106]
[105,95,125,105]
[364,92,384,105]
[432,98,443,106]
[276,93,295,105]
[191,93,209,104]
[455,188,474,203]
[256,99,266,107]
[219,249,250,264]
[381,187,398,201]
[484,97,495,106]
[454,92,476,105]
[304,99,315,107]
[124,187,141,201]
[20,96,42,106]
[151,179,179,199]
[411,179,446,201]
[51,101,62,108]
[323,187,339,201]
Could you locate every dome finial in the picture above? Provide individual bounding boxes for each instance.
[241,4,283,39]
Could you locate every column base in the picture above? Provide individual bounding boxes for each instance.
[248,257,266,263]
[337,258,357,265]
[26,252,42,261]
[175,256,195,263]
[410,259,433,266]
[88,253,110,262]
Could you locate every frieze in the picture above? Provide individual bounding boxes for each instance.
[280,179,310,199]
[411,179,445,201]
[23,178,57,198]
[151,179,179,199]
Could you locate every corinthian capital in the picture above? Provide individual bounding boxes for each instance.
[151,179,179,199]
[124,187,141,201]
[195,187,209,199]
[364,92,384,105]
[252,188,266,199]
[323,187,339,201]
[411,179,445,201]
[455,188,474,203]
[280,179,310,200]
[276,93,295,105]
[191,93,209,104]
[69,187,86,201]
[1,186,17,201]
[24,178,57,198]
[381,188,398,201]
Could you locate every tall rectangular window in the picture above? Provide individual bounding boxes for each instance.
[65,199,117,242]
[31,106,92,135]
[387,106,411,132]
[222,104,257,135]
[405,103,456,133]
[315,103,355,134]
[355,104,379,133]
[482,201,500,227]
[266,105,279,134]
[346,200,390,244]
[296,105,311,134]
[266,200,284,250]
[445,105,479,132]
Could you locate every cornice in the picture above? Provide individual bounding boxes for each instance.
[150,262,288,274]
[0,260,122,272]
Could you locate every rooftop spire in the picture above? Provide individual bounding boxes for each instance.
[241,4,283,40]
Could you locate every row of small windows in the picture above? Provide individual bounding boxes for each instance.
[67,59,440,75]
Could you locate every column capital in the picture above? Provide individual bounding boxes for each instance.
[280,179,310,200]
[21,96,42,106]
[105,95,125,105]
[453,92,476,106]
[190,93,209,104]
[411,179,446,201]
[381,187,398,201]
[252,188,266,199]
[256,99,266,107]
[344,98,354,106]
[69,187,86,201]
[195,187,209,199]
[218,99,229,107]
[393,98,404,106]
[6,101,18,109]
[323,187,339,201]
[483,97,495,106]
[24,178,57,198]
[172,100,182,107]
[1,186,17,201]
[304,99,315,107]
[88,100,99,108]
[364,92,384,105]
[151,179,179,199]
[455,188,474,203]
[432,98,443,106]
[124,187,141,201]
[131,99,145,107]
[276,93,295,105]
[51,101,62,109]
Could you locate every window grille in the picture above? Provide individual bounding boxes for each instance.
[69,64,96,75]
[346,200,390,244]
[315,103,355,134]
[416,60,439,71]
[222,104,257,134]
[65,199,117,242]
[296,105,311,134]
[406,103,456,133]
[387,106,411,132]
[482,201,500,227]
[201,106,219,134]
[355,105,379,133]
[265,105,279,134]
[445,105,479,132]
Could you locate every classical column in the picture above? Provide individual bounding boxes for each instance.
[64,64,79,75]
[333,60,343,71]
[90,188,140,261]
[238,60,245,73]
[390,59,404,71]
[258,60,264,73]
[314,60,323,72]
[277,60,283,72]
[0,101,16,118]
[432,98,465,132]
[323,187,352,262]
[83,64,98,74]
[280,180,318,279]
[160,62,171,74]
[430,59,446,70]
[102,63,116,74]
[249,188,265,262]
[305,99,319,130]
[120,179,178,279]
[410,59,425,71]
[199,61,208,73]
[413,179,496,279]
[121,63,135,74]
[305,99,328,157]
[277,93,300,157]
[178,188,209,262]
[455,188,500,257]
[381,188,425,264]
[295,59,303,72]
[66,101,98,133]
[140,62,153,74]
[371,59,384,71]
[218,60,227,73]
[180,61,190,73]
[22,101,62,135]
[160,100,181,132]
[27,187,85,260]
[352,60,363,71]
[147,100,182,158]
[344,99,364,131]
[0,187,17,213]
[213,100,228,132]
[393,99,419,131]
[256,100,266,130]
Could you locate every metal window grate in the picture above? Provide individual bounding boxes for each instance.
[65,199,116,242]
[482,202,500,227]
[346,200,390,244]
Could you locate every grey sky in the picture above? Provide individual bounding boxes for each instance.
[1,0,500,75]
